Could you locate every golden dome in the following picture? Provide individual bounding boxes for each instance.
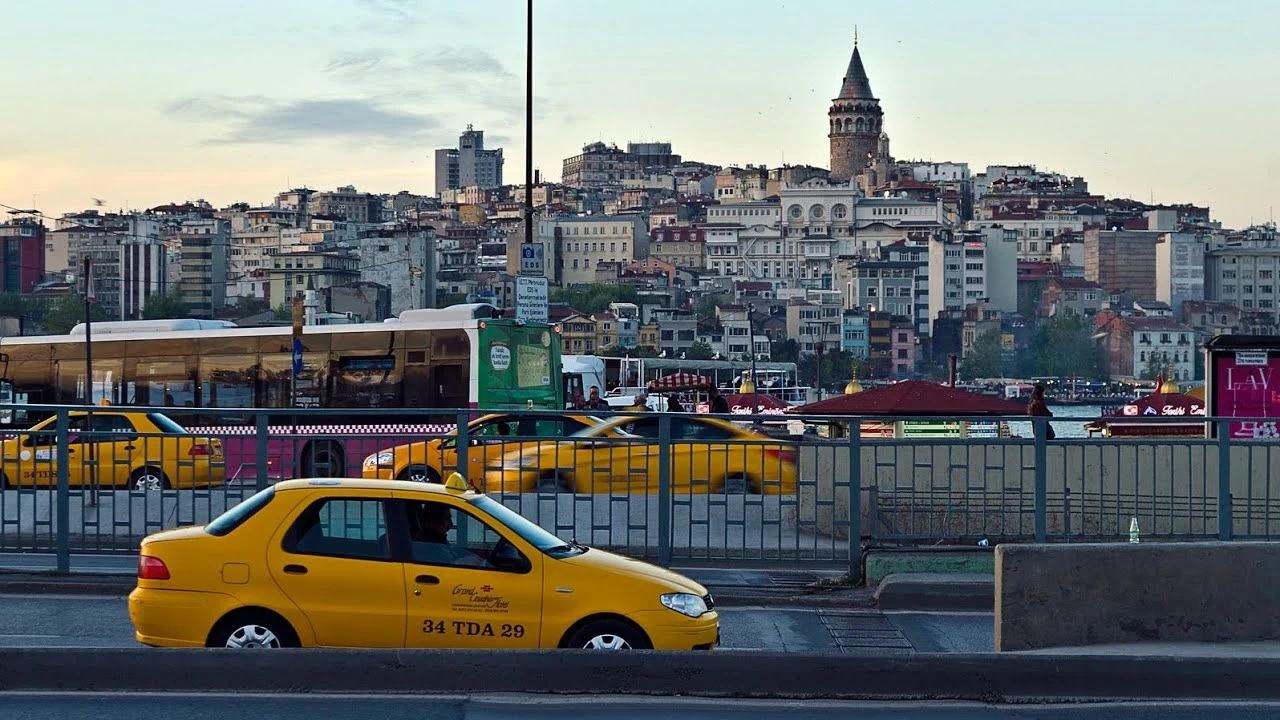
[739,378,755,394]
[1158,378,1181,395]
[844,379,863,395]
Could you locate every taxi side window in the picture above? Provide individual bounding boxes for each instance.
[285,498,391,561]
[403,500,528,573]
[89,415,138,443]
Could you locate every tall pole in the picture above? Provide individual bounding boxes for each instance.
[523,0,534,248]
[83,255,94,405]
[748,303,758,415]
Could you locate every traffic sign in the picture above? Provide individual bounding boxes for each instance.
[519,243,544,276]
[515,276,549,323]
[292,337,303,375]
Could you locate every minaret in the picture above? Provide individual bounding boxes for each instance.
[828,29,884,185]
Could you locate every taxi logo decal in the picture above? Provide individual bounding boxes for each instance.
[451,583,509,614]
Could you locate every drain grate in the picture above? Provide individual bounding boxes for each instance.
[819,611,913,654]
[766,571,822,587]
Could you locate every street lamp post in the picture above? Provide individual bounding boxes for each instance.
[816,341,825,402]
[747,302,758,415]
[523,0,534,248]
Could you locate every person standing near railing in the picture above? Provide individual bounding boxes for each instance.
[1027,384,1056,440]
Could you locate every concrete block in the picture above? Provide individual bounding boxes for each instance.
[874,573,994,611]
[995,541,1280,652]
[865,550,994,586]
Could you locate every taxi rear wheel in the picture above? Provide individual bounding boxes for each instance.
[399,465,438,483]
[537,471,572,493]
[130,467,170,492]
[566,619,650,650]
[209,610,299,649]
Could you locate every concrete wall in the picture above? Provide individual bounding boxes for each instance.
[798,440,1280,541]
[995,541,1280,651]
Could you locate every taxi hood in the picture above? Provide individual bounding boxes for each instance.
[558,547,707,595]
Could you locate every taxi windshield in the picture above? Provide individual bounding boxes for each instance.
[469,495,583,556]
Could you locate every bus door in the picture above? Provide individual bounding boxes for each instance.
[403,350,431,408]
[433,364,469,410]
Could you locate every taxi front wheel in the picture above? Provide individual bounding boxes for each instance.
[566,619,650,650]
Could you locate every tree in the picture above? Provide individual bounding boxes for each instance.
[1014,316,1100,380]
[0,292,50,324]
[141,291,189,320]
[551,284,642,314]
[1138,353,1173,382]
[42,294,108,335]
[693,294,726,320]
[770,338,799,364]
[684,341,715,361]
[959,327,1007,380]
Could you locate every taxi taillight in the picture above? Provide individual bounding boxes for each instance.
[188,443,211,456]
[138,555,170,581]
[765,448,798,465]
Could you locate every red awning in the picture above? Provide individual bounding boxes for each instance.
[647,373,713,392]
[789,380,1028,416]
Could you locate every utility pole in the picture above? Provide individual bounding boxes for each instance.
[524,0,534,248]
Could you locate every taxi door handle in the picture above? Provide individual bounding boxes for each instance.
[415,574,439,585]
[122,445,136,451]
[283,564,308,575]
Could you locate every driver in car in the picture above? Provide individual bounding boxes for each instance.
[411,503,486,567]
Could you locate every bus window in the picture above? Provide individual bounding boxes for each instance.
[331,354,401,408]
[200,355,258,411]
[0,379,12,424]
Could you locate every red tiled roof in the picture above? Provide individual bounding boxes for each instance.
[1047,277,1102,290]
[789,380,1028,416]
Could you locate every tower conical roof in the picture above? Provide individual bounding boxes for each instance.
[837,45,875,100]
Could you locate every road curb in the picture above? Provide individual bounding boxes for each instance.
[873,573,993,612]
[0,648,1277,701]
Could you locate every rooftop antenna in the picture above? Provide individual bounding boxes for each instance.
[854,25,859,46]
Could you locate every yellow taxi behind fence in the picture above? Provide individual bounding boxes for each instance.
[361,413,614,488]
[0,410,225,491]
[128,475,719,651]
[484,415,798,495]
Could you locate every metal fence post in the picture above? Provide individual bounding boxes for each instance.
[1218,420,1232,541]
[657,413,671,566]
[1033,418,1047,543]
[255,412,269,492]
[455,410,470,479]
[847,419,863,582]
[55,409,70,574]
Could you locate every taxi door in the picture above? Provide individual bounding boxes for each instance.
[266,495,407,648]
[399,498,543,649]
[84,414,141,488]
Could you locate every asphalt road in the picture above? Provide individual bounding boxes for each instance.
[0,594,993,653]
[1,693,1277,719]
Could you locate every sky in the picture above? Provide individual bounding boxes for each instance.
[1,0,1277,228]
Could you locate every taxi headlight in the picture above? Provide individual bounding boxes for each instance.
[364,451,395,467]
[660,593,708,618]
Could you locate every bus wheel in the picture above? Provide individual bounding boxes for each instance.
[300,441,344,478]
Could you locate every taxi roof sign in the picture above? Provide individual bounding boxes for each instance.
[444,472,469,492]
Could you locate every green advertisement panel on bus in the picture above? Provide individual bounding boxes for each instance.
[476,321,563,410]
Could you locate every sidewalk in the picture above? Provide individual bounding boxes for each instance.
[0,552,872,606]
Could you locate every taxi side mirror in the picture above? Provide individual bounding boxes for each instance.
[491,553,531,574]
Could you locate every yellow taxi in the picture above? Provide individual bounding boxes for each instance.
[484,415,798,495]
[0,410,225,491]
[360,412,616,491]
[128,475,719,651]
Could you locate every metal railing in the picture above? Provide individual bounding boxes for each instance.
[0,404,1276,579]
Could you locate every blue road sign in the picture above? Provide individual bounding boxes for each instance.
[292,337,303,375]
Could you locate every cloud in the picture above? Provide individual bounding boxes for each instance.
[165,96,439,146]
[414,47,513,80]
[325,50,388,75]
[163,95,269,120]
